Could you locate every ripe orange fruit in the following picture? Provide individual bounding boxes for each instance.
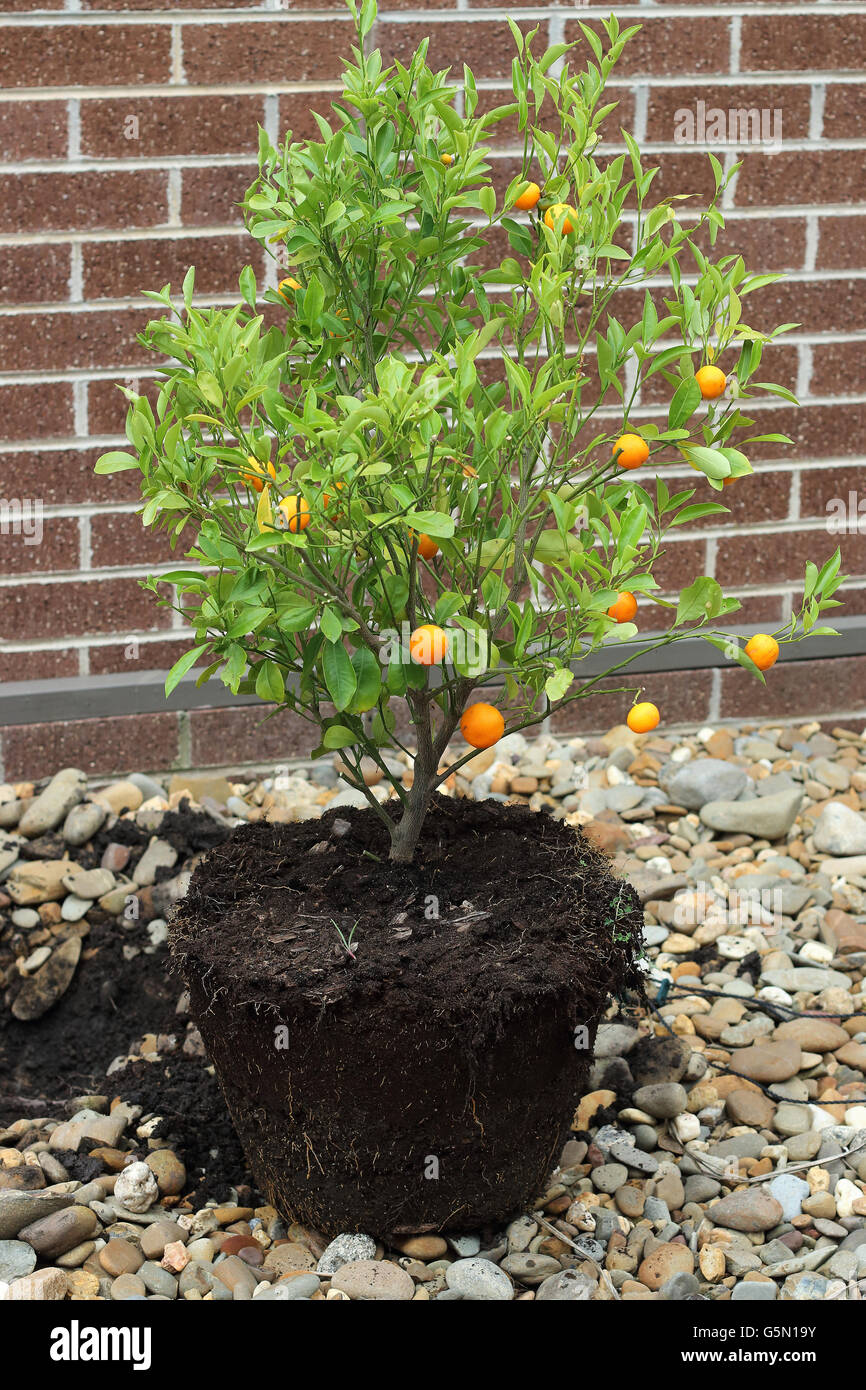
[440,153,454,166]
[695,365,726,400]
[544,203,577,234]
[612,433,650,470]
[744,633,779,671]
[544,202,577,234]
[413,532,439,561]
[409,624,449,666]
[241,455,277,492]
[460,702,505,749]
[275,494,310,533]
[322,480,346,512]
[278,277,301,299]
[514,181,541,211]
[627,701,659,734]
[608,591,638,623]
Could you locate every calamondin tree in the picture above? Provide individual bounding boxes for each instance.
[98,0,844,862]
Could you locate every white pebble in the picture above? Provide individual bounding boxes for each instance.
[113,1160,159,1213]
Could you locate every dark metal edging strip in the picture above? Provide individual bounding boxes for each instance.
[1,616,864,727]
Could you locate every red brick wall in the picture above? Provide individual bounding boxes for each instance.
[1,2,865,776]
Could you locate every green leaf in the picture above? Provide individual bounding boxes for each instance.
[254,659,285,703]
[348,646,381,713]
[404,510,455,538]
[322,640,357,711]
[239,264,257,310]
[322,724,357,750]
[668,377,702,431]
[165,645,208,697]
[94,451,140,474]
[544,667,575,703]
[320,605,343,643]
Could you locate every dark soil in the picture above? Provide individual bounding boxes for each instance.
[173,797,644,1234]
[0,914,183,1114]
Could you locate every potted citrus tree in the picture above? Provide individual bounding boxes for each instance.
[97,1,843,1235]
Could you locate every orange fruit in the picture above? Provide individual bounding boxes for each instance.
[612,433,649,470]
[275,494,310,533]
[322,480,346,512]
[608,591,637,623]
[414,532,439,561]
[460,702,505,749]
[409,624,449,666]
[544,202,577,234]
[695,365,726,400]
[440,153,454,166]
[744,633,779,671]
[627,702,659,734]
[240,455,277,493]
[514,181,541,211]
[278,277,301,299]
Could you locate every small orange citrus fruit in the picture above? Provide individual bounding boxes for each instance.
[744,633,779,671]
[414,533,439,561]
[695,365,727,400]
[612,433,650,470]
[514,181,541,211]
[278,277,301,299]
[544,202,577,234]
[275,494,310,533]
[460,702,505,749]
[409,624,449,666]
[627,702,659,734]
[608,591,638,623]
[440,153,454,166]
[241,456,277,492]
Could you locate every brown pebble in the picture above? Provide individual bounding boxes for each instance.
[99,1240,144,1277]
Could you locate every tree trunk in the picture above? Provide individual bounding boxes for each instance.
[388,770,434,862]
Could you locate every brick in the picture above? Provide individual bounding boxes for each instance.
[277,93,338,145]
[716,528,866,589]
[0,451,140,507]
[744,276,865,336]
[646,85,809,144]
[0,577,173,643]
[182,20,348,85]
[0,712,180,781]
[189,704,315,767]
[564,17,731,77]
[799,466,866,523]
[651,538,708,595]
[89,636,211,676]
[0,648,79,682]
[551,668,714,736]
[667,466,792,530]
[0,383,73,441]
[180,163,256,227]
[741,16,866,73]
[823,83,866,140]
[0,100,67,161]
[686,215,806,273]
[80,95,265,159]
[378,19,535,81]
[0,243,70,304]
[736,150,864,208]
[0,309,149,375]
[0,516,79,575]
[83,233,262,302]
[740,403,866,463]
[90,510,175,570]
[0,171,168,234]
[87,376,159,437]
[817,215,866,271]
[611,150,719,208]
[720,654,866,723]
[0,25,171,88]
[810,341,866,397]
[81,0,261,8]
